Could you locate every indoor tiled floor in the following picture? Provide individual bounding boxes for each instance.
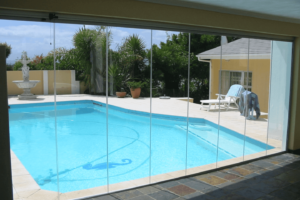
[83,153,300,200]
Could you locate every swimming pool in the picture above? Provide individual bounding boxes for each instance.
[9,100,273,193]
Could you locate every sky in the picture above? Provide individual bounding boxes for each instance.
[0,19,179,64]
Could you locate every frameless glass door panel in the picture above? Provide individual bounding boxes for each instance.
[150,30,188,182]
[3,19,60,199]
[267,41,292,154]
[243,39,271,162]
[106,27,151,192]
[187,33,219,175]
[54,23,108,198]
[217,37,248,168]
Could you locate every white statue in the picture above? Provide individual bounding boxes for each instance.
[13,52,40,100]
[20,51,31,82]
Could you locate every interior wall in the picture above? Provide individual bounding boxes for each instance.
[289,38,300,150]
[1,0,300,38]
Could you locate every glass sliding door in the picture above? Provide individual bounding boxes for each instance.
[3,19,60,199]
[267,41,293,154]
[217,37,248,168]
[150,30,189,182]
[187,33,220,175]
[2,17,295,200]
[107,27,151,192]
[54,23,108,199]
[243,39,271,162]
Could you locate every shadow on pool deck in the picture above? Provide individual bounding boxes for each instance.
[83,153,300,200]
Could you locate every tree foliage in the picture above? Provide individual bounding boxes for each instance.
[10,26,238,101]
[0,42,12,58]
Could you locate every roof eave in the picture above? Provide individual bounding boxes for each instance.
[197,54,270,60]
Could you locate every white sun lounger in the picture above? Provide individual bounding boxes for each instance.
[200,84,245,111]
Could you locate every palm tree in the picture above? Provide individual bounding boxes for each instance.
[119,34,146,80]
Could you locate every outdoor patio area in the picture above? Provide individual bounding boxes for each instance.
[9,94,283,200]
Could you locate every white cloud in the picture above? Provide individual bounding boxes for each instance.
[1,22,180,63]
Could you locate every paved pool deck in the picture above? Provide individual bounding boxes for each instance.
[83,153,300,200]
[8,94,284,200]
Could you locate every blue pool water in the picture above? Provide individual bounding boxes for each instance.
[9,100,274,193]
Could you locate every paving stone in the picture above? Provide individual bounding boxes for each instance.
[137,186,160,194]
[81,154,300,200]
[229,177,245,183]
[205,188,230,198]
[266,165,281,170]
[177,178,196,184]
[284,184,300,194]
[219,182,248,191]
[212,171,241,181]
[262,178,289,189]
[183,192,214,200]
[227,167,252,176]
[218,193,249,200]
[277,161,293,167]
[251,160,275,168]
[270,189,300,200]
[167,185,196,196]
[158,180,181,189]
[249,182,281,194]
[244,173,259,179]
[275,170,300,183]
[196,175,228,186]
[256,168,271,175]
[92,195,119,200]
[235,187,266,200]
[184,180,215,192]
[215,181,234,189]
[129,195,154,200]
[113,189,143,199]
[149,190,179,200]
[256,195,282,200]
[240,164,264,172]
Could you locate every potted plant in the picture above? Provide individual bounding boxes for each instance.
[108,64,130,98]
[116,88,127,98]
[127,81,146,98]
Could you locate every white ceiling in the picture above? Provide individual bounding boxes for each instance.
[138,0,300,24]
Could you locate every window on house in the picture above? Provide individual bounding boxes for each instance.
[220,70,252,94]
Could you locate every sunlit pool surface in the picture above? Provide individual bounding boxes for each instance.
[9,100,273,193]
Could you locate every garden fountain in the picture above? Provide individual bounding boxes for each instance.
[13,52,40,100]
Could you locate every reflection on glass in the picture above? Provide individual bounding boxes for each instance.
[2,17,294,200]
[150,30,188,181]
[268,41,293,154]
[187,33,219,175]
[217,37,247,167]
[107,27,151,192]
[54,24,108,197]
[4,19,60,199]
[243,39,272,161]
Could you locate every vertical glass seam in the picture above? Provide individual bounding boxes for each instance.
[53,21,60,198]
[216,36,222,168]
[149,29,152,183]
[185,33,190,175]
[266,41,273,155]
[106,27,109,192]
[242,38,250,161]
